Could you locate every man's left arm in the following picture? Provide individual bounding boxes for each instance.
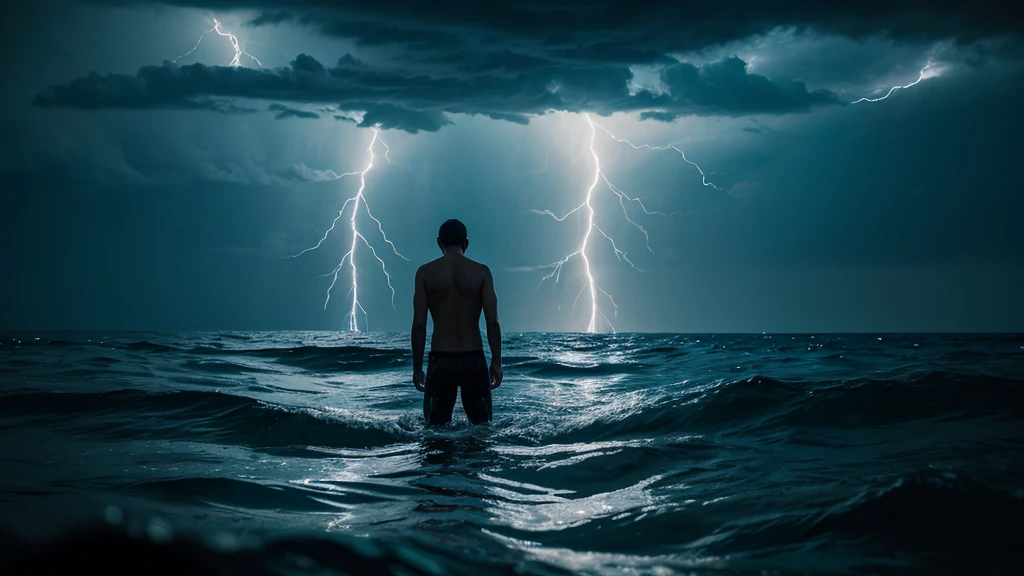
[411,266,428,391]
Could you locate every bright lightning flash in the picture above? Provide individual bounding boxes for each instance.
[172,19,397,331]
[287,128,407,332]
[172,18,263,68]
[536,114,729,333]
[591,121,737,199]
[852,60,940,104]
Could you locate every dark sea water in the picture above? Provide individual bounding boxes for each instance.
[1,332,1022,575]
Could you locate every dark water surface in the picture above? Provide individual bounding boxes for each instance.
[1,332,1022,575]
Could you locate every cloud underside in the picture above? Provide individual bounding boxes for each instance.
[39,0,1021,131]
[101,1,1024,53]
[35,54,840,132]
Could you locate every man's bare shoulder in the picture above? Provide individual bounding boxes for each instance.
[462,258,492,283]
[478,261,494,281]
[419,255,490,279]
[416,258,444,276]
[459,255,490,272]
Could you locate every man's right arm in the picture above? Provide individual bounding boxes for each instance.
[481,265,503,389]
[411,266,428,391]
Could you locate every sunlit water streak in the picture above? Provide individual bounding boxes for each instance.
[1,331,1022,575]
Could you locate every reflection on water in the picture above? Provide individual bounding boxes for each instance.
[1,331,1022,575]
[420,433,492,467]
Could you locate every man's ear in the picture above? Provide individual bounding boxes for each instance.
[437,237,444,253]
[463,239,470,253]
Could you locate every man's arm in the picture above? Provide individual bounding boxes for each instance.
[481,265,503,389]
[411,266,428,391]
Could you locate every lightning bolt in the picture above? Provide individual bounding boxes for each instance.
[532,54,944,331]
[287,128,407,331]
[534,114,654,333]
[172,18,263,68]
[590,120,735,198]
[170,19,401,331]
[534,113,731,333]
[852,60,937,104]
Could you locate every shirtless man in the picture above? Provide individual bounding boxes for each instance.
[412,219,502,425]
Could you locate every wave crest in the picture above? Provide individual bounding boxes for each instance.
[0,390,413,450]
[540,371,1024,442]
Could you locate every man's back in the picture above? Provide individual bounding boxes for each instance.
[411,218,502,426]
[418,253,487,353]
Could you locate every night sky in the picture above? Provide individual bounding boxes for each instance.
[1,0,1022,332]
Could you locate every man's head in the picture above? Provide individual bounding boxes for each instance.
[437,219,469,254]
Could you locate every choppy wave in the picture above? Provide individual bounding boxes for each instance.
[5,369,1018,447]
[0,525,538,576]
[1,331,1022,575]
[189,345,410,372]
[0,389,414,450]
[804,469,1023,540]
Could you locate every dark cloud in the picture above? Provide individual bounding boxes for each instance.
[246,9,292,27]
[267,103,319,119]
[34,51,841,131]
[961,35,1024,68]
[639,111,680,122]
[290,53,326,74]
[109,1,1021,53]
[213,102,260,115]
[740,118,771,134]
[482,112,531,125]
[312,18,462,50]
[24,67,256,115]
[358,103,451,132]
[447,50,551,74]
[36,1,1022,131]
[336,54,368,69]
[315,105,359,123]
[659,57,837,113]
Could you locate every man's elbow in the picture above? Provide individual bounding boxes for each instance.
[411,318,427,332]
[486,317,501,332]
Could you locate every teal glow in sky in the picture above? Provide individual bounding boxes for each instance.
[1,0,1022,332]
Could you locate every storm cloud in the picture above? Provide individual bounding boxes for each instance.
[36,1,1021,131]
[3,0,1023,331]
[34,52,841,132]
[90,1,1023,52]
[267,103,318,120]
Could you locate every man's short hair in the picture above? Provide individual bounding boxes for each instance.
[438,219,468,247]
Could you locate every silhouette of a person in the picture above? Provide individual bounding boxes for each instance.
[412,219,502,425]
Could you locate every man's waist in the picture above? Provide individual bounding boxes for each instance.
[428,349,486,358]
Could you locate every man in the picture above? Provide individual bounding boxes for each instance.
[411,219,502,425]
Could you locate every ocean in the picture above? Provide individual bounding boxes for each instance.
[0,331,1021,575]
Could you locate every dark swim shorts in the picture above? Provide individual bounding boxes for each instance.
[423,350,492,425]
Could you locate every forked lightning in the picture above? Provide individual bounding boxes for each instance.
[287,128,407,331]
[172,18,263,68]
[535,114,728,333]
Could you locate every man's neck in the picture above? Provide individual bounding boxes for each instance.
[442,247,465,256]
